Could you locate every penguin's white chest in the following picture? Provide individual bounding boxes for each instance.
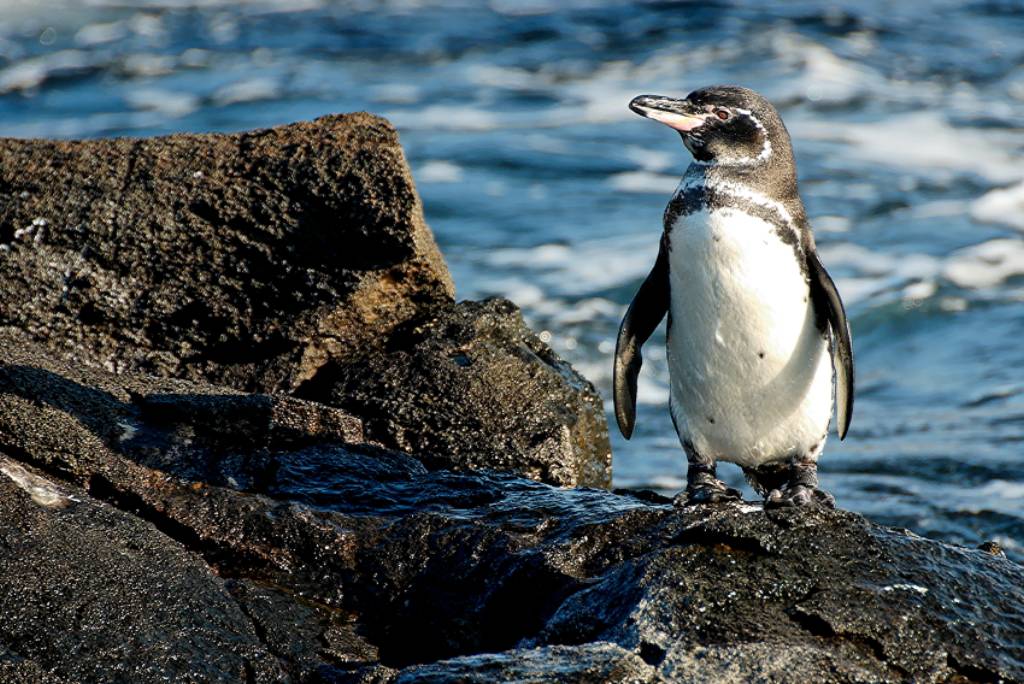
[666,206,833,468]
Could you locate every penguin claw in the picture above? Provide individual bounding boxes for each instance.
[813,488,836,508]
[764,485,835,509]
[676,484,742,507]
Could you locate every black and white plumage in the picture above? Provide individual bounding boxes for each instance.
[614,85,853,508]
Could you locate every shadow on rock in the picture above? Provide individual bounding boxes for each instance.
[3,337,1024,682]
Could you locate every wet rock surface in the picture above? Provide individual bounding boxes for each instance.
[297,298,611,488]
[394,643,659,683]
[0,456,284,683]
[2,330,1023,683]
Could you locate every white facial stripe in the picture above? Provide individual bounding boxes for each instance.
[692,107,773,167]
[736,107,773,163]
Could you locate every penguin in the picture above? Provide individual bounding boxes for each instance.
[613,86,854,508]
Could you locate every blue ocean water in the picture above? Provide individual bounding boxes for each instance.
[2,0,1024,556]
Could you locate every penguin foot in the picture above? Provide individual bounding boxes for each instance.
[764,484,835,509]
[679,457,740,506]
[676,481,742,507]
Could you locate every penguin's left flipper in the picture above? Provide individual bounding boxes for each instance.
[614,236,670,439]
[807,251,855,440]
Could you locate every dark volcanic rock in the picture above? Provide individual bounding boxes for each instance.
[0,114,611,488]
[0,645,67,684]
[297,298,612,488]
[0,460,283,683]
[394,643,659,683]
[0,112,453,393]
[2,331,1023,683]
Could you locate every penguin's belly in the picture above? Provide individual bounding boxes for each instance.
[666,207,832,468]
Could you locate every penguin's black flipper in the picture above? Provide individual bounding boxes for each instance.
[614,237,670,439]
[807,251,855,440]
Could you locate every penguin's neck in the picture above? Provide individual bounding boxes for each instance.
[682,162,791,195]
[678,162,807,232]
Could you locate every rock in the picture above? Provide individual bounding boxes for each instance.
[531,504,1017,683]
[296,298,611,488]
[2,331,1023,683]
[393,643,660,683]
[0,113,453,393]
[0,329,392,681]
[0,646,66,684]
[0,115,610,489]
[0,459,284,683]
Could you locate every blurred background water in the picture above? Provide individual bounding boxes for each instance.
[2,0,1024,557]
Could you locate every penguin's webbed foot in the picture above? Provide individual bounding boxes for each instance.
[751,458,834,509]
[679,484,743,506]
[764,484,835,509]
[676,472,742,507]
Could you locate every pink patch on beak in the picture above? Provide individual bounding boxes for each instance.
[640,107,707,132]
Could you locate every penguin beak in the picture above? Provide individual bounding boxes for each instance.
[629,94,707,132]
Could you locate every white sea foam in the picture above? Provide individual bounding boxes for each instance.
[385,105,501,132]
[477,235,658,299]
[581,360,667,409]
[125,88,199,117]
[972,181,1024,232]
[812,215,850,233]
[897,200,967,221]
[818,243,944,305]
[122,53,176,77]
[370,83,420,105]
[465,63,537,90]
[129,12,167,40]
[213,77,281,105]
[416,160,464,184]
[764,30,880,106]
[943,239,1024,289]
[976,480,1024,499]
[794,111,1024,183]
[606,171,679,195]
[0,110,172,139]
[1,0,323,8]
[0,49,95,94]
[902,280,937,301]
[621,146,675,173]
[75,20,127,46]
[790,237,1024,305]
[552,297,619,325]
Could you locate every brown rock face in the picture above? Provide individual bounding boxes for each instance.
[0,114,610,488]
[297,298,611,488]
[0,113,454,393]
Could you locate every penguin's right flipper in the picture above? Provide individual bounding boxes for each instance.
[614,236,670,439]
[807,251,855,440]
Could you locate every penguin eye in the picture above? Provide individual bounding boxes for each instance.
[715,109,731,121]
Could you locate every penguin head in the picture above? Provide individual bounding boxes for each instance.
[629,86,789,168]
